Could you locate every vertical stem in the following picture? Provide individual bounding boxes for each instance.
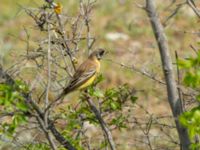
[145,0,190,149]
[44,19,52,131]
[36,116,57,150]
[46,21,51,108]
[56,14,76,71]
[86,98,116,150]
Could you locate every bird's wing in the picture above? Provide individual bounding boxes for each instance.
[69,69,96,89]
[64,60,97,92]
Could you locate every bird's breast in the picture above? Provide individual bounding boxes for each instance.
[95,59,101,73]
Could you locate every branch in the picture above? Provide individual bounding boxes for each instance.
[36,115,57,150]
[0,65,76,150]
[163,2,186,26]
[85,96,116,150]
[145,0,190,149]
[187,0,200,19]
[105,59,165,85]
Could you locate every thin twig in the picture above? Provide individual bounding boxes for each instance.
[36,115,57,150]
[104,58,166,85]
[45,16,52,108]
[187,0,200,19]
[175,51,184,111]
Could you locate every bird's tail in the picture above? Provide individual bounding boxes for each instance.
[55,87,72,102]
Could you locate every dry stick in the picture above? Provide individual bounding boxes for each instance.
[55,13,76,71]
[80,0,92,53]
[43,19,53,144]
[86,98,116,150]
[45,19,51,108]
[175,51,185,112]
[187,0,200,19]
[145,0,190,149]
[143,116,153,150]
[104,58,165,85]
[190,44,198,55]
[44,19,52,128]
[163,2,186,27]
[36,115,57,150]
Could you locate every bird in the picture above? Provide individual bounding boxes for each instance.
[57,48,105,100]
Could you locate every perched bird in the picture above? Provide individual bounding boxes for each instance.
[57,48,105,100]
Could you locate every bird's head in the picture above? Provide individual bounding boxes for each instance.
[90,48,105,60]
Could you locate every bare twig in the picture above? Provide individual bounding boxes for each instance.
[80,0,95,53]
[45,17,52,108]
[163,2,186,26]
[36,115,57,150]
[190,44,199,55]
[55,13,77,71]
[187,0,200,19]
[105,58,166,85]
[175,51,185,112]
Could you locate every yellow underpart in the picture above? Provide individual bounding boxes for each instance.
[77,74,97,90]
[95,59,100,73]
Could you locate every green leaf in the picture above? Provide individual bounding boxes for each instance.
[0,96,6,104]
[95,74,104,84]
[197,95,200,102]
[178,59,193,69]
[130,96,137,103]
[105,89,118,98]
[16,102,29,112]
[110,115,127,129]
[110,102,118,110]
[93,89,104,98]
[183,72,196,87]
[13,114,27,126]
[15,80,29,93]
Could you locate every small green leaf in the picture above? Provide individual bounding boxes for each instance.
[16,102,29,112]
[93,89,104,98]
[178,59,193,69]
[130,96,137,103]
[197,95,200,102]
[95,74,104,84]
[110,102,118,110]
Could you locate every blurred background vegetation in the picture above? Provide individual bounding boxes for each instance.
[1,0,199,108]
[1,0,200,149]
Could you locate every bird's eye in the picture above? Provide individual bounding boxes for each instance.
[99,50,105,56]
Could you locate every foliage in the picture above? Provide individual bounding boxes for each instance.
[22,143,50,150]
[178,52,200,88]
[0,81,29,137]
[0,74,137,149]
[178,50,200,150]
